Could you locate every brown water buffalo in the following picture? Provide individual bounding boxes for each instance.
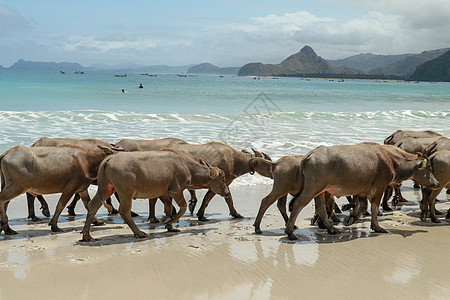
[115,137,187,151]
[0,145,115,234]
[423,137,450,156]
[115,137,188,222]
[384,130,442,145]
[80,149,230,241]
[381,137,440,209]
[30,137,117,217]
[285,142,439,240]
[166,142,270,221]
[249,156,338,234]
[419,150,450,222]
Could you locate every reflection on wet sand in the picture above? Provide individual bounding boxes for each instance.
[0,185,449,299]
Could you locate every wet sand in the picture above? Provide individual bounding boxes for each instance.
[1,181,449,299]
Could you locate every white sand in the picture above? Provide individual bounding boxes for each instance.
[0,182,450,299]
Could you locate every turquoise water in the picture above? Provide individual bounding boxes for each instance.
[0,69,449,186]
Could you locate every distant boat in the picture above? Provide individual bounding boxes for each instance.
[141,73,148,76]
[178,74,187,77]
[74,71,84,74]
[114,74,127,77]
[60,71,65,74]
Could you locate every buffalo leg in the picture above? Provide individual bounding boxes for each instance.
[78,190,104,226]
[116,191,147,239]
[37,195,50,217]
[164,193,187,232]
[313,194,340,234]
[341,196,355,211]
[421,187,443,223]
[343,196,368,225]
[0,187,24,234]
[254,189,287,234]
[196,190,216,221]
[381,186,393,211]
[114,192,138,217]
[224,192,243,219]
[188,190,197,215]
[49,191,76,232]
[285,190,317,240]
[369,193,388,233]
[26,193,40,221]
[148,198,159,223]
[66,193,80,216]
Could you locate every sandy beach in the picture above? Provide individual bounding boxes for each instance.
[0,181,449,300]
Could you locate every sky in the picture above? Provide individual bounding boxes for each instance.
[1,0,449,68]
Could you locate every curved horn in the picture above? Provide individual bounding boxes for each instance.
[241,149,251,154]
[262,152,272,161]
[251,148,263,157]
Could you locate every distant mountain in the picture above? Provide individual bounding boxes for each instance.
[369,48,450,76]
[9,59,88,72]
[238,46,361,77]
[0,64,3,69]
[408,50,450,82]
[328,53,413,73]
[187,63,240,75]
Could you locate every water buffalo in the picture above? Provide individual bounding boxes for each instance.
[166,142,270,221]
[0,145,115,234]
[419,150,450,222]
[115,137,188,222]
[381,137,441,209]
[80,149,230,241]
[249,156,338,234]
[384,130,442,145]
[30,137,117,217]
[423,137,450,156]
[285,142,439,240]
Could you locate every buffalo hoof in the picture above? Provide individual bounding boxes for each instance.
[92,219,104,226]
[161,216,172,224]
[413,183,420,189]
[331,215,341,224]
[188,201,196,214]
[420,212,428,222]
[310,215,319,225]
[287,233,298,241]
[327,227,340,234]
[131,211,139,217]
[50,225,63,233]
[148,217,160,223]
[67,207,77,216]
[371,226,388,233]
[343,216,355,226]
[255,228,262,234]
[399,197,408,203]
[435,209,443,215]
[317,219,327,229]
[382,205,392,212]
[363,211,371,216]
[41,205,50,218]
[134,231,148,239]
[341,204,352,211]
[166,225,180,232]
[28,215,41,222]
[431,218,441,224]
[4,227,18,235]
[232,213,244,219]
[446,189,450,194]
[198,215,209,222]
[80,233,97,242]
[109,208,119,215]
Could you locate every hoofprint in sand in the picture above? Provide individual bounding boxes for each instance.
[0,182,449,299]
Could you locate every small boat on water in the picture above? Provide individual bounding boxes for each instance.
[114,74,127,77]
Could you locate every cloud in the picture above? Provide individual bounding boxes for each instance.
[0,5,31,35]
[62,36,157,52]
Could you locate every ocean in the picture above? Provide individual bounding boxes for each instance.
[0,69,449,186]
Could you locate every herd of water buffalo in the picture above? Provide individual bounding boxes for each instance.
[0,130,449,241]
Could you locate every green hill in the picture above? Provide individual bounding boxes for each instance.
[408,50,450,82]
[238,46,361,77]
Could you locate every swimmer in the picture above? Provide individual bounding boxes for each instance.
[138,84,143,88]
[122,89,127,93]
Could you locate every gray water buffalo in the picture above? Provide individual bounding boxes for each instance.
[30,137,117,217]
[166,142,270,221]
[0,145,115,234]
[285,142,439,240]
[419,150,450,222]
[80,149,230,241]
[384,130,442,145]
[249,156,338,234]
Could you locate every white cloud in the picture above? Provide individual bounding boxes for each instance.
[63,36,157,52]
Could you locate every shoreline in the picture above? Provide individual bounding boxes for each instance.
[1,183,449,299]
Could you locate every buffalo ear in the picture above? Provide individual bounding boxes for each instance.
[98,145,114,155]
